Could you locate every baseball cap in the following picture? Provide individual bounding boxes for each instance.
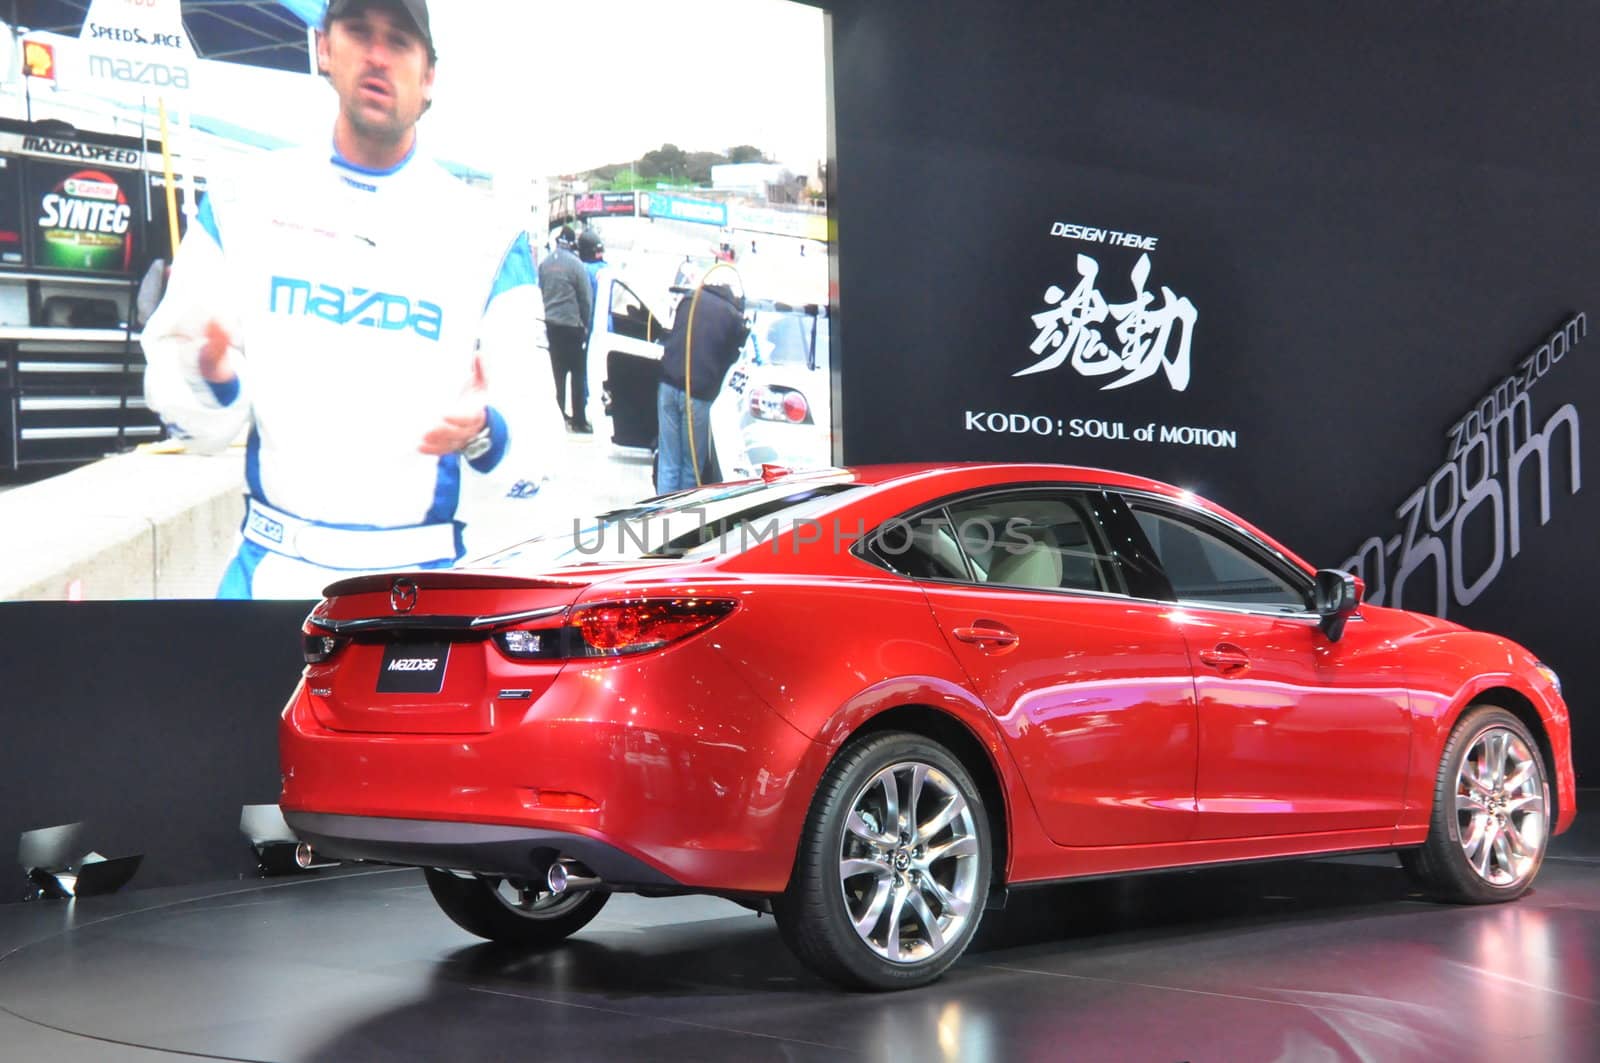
[324,0,432,54]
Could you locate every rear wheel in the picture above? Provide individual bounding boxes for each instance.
[422,867,609,946]
[1401,706,1550,903]
[773,732,991,990]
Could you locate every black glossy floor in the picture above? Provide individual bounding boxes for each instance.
[3,810,1598,1062]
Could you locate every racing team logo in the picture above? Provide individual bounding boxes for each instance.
[36,168,133,272]
[23,40,55,80]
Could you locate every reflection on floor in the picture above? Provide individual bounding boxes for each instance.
[1,806,1597,1062]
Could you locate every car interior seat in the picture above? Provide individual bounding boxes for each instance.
[987,528,1063,589]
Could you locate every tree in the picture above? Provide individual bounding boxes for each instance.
[638,143,689,180]
[726,144,770,165]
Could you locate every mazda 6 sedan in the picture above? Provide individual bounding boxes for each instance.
[280,463,1576,990]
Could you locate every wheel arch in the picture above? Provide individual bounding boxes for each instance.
[840,703,1012,889]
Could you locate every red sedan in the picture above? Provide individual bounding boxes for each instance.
[280,463,1576,990]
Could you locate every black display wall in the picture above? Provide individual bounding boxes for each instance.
[830,0,1598,779]
[0,602,305,889]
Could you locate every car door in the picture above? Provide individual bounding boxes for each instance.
[591,276,668,448]
[872,488,1199,847]
[1119,496,1411,840]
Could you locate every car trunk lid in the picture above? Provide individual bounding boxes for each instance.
[304,573,587,735]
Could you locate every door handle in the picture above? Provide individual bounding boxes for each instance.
[952,624,1020,650]
[1199,643,1251,674]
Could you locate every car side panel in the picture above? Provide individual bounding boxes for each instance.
[920,584,1200,847]
[1179,608,1413,838]
[700,574,1060,885]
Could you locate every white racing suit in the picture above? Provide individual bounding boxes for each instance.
[143,142,559,598]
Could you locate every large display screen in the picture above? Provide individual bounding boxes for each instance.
[0,0,833,601]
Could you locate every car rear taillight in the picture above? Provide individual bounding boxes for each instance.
[748,385,813,424]
[303,633,348,664]
[781,390,809,423]
[493,627,564,660]
[492,599,737,661]
[576,599,735,654]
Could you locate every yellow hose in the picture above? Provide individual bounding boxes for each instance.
[157,98,180,257]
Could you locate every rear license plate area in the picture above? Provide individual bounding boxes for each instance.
[377,641,450,694]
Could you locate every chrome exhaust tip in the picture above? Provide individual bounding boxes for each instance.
[294,842,316,870]
[546,859,602,894]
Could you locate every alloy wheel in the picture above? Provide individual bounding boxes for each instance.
[1455,726,1547,888]
[837,760,982,964]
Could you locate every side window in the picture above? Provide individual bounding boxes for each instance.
[869,512,970,581]
[1129,504,1310,611]
[609,281,660,341]
[945,492,1126,594]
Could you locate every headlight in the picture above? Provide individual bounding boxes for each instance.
[1534,661,1562,696]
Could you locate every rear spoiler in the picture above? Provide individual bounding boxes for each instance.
[319,572,583,597]
[306,604,567,637]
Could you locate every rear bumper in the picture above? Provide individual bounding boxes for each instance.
[284,811,679,888]
[279,638,822,894]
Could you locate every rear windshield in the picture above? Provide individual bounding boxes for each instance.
[751,309,827,368]
[473,481,861,567]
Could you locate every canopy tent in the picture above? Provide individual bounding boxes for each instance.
[7,1,495,185]
[12,0,320,72]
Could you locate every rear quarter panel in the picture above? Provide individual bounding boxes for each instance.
[640,565,1058,884]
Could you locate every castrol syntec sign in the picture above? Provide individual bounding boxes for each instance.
[34,165,135,273]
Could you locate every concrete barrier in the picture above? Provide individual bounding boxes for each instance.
[0,448,244,600]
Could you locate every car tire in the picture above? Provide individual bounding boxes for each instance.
[422,867,609,946]
[773,731,991,991]
[1400,705,1551,904]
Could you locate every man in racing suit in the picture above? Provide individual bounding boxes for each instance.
[143,0,558,598]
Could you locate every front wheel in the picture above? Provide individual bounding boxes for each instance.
[1402,706,1550,903]
[773,732,991,990]
[422,867,609,947]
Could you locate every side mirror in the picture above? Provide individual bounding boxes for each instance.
[1313,569,1363,642]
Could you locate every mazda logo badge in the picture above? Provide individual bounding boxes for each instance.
[390,578,418,614]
